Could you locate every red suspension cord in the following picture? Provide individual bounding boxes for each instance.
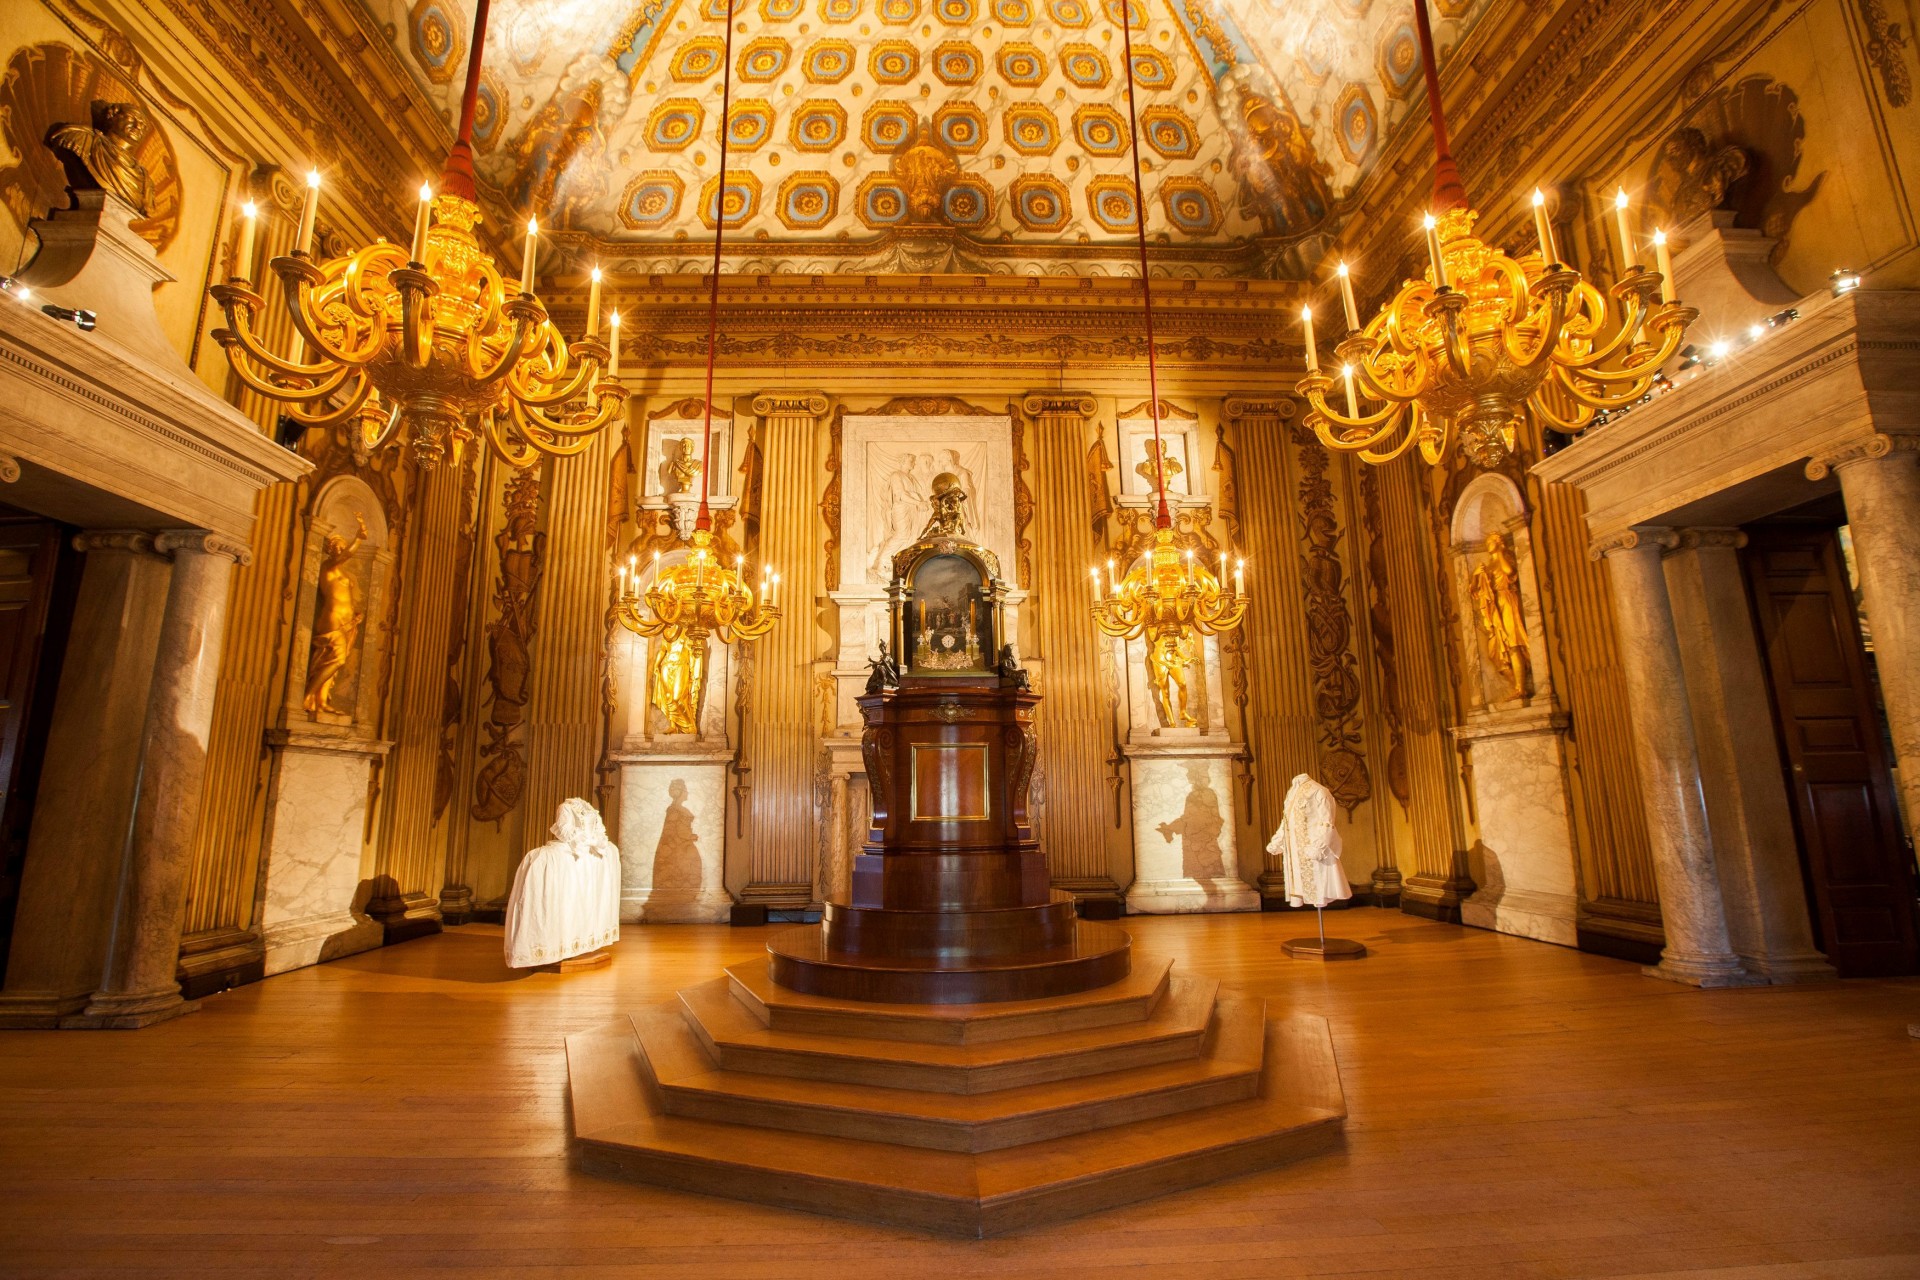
[440,0,491,201]
[1117,0,1170,531]
[697,0,739,534]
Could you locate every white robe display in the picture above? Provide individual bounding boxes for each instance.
[1267,773,1350,909]
[504,798,622,968]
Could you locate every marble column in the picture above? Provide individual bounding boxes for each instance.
[1595,528,1749,987]
[1818,438,1920,836]
[73,532,248,1028]
[1022,392,1118,901]
[0,533,171,1027]
[741,392,828,908]
[1664,530,1834,982]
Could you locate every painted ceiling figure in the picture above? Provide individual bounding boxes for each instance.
[1221,75,1333,237]
[46,98,153,214]
[511,77,606,225]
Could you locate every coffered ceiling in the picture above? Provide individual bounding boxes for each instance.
[360,0,1486,276]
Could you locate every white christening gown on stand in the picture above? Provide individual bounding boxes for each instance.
[504,798,622,968]
[1267,773,1351,910]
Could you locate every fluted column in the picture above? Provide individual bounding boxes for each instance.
[1595,528,1748,987]
[741,392,829,906]
[76,531,248,1028]
[371,462,466,934]
[1022,392,1116,899]
[1226,399,1317,900]
[522,428,617,850]
[1818,438,1920,833]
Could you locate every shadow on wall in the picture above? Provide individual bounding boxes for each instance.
[1155,760,1228,887]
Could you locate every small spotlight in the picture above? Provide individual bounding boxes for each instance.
[1830,268,1862,296]
[1748,323,1765,340]
[1709,340,1730,360]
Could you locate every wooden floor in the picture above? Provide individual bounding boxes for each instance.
[2,908,1918,1278]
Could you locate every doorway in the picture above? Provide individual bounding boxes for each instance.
[0,507,80,984]
[1743,523,1919,977]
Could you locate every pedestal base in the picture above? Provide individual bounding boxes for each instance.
[554,949,614,972]
[767,914,1132,1005]
[1123,742,1257,914]
[1283,938,1368,961]
[1126,876,1260,915]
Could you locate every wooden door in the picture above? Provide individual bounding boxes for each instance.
[1744,527,1919,977]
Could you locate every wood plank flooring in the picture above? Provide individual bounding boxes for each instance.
[2,908,1918,1278]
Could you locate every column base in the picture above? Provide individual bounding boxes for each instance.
[1641,951,1762,988]
[0,990,90,1029]
[1400,872,1475,923]
[439,883,476,925]
[1126,876,1260,915]
[1736,951,1839,984]
[63,988,199,1029]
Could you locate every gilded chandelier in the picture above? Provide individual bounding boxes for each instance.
[613,0,778,656]
[1299,1,1696,468]
[208,0,624,469]
[1087,0,1247,726]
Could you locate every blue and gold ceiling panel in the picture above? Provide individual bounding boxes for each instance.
[818,0,861,17]
[790,100,849,151]
[855,175,910,228]
[1045,0,1091,28]
[996,43,1046,86]
[1140,106,1197,159]
[1010,174,1070,232]
[470,72,505,151]
[942,176,995,228]
[1086,175,1138,232]
[1128,49,1172,88]
[934,0,977,23]
[933,103,987,153]
[992,0,1034,24]
[932,42,981,84]
[760,0,805,18]
[1058,43,1110,87]
[802,38,856,83]
[1334,83,1377,164]
[618,170,685,230]
[728,100,776,150]
[776,172,840,229]
[699,173,762,229]
[1002,103,1058,155]
[646,98,706,152]
[737,37,791,82]
[862,100,919,151]
[1376,20,1420,98]
[407,0,465,83]
[1071,104,1126,156]
[1158,178,1220,235]
[670,36,724,82]
[1101,0,1146,28]
[870,41,920,84]
[877,0,921,23]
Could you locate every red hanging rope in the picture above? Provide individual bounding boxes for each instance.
[696,0,739,534]
[439,0,491,202]
[1117,0,1170,531]
[1413,0,1467,211]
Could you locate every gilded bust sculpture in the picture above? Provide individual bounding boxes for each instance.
[651,632,705,734]
[1469,531,1531,699]
[46,100,154,215]
[303,515,370,716]
[660,437,702,496]
[1135,439,1183,493]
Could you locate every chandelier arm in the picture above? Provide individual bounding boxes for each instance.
[1416,412,1455,465]
[1527,390,1596,434]
[465,313,543,387]
[216,334,361,404]
[280,372,378,428]
[399,280,436,370]
[508,393,624,441]
[481,411,543,470]
[211,287,367,384]
[1348,344,1429,404]
[276,261,388,369]
[1356,424,1427,465]
[1302,385,1407,446]
[1547,369,1662,412]
[1502,284,1574,372]
[358,399,406,452]
[1553,287,1651,370]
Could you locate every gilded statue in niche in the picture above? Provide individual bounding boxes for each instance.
[659,436,702,496]
[1469,531,1531,700]
[650,632,705,735]
[1146,629,1198,729]
[1135,438,1183,494]
[303,515,369,716]
[473,469,546,823]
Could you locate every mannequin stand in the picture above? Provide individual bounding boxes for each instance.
[1283,906,1367,961]
[551,949,614,973]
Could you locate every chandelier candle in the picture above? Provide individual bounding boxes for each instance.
[1653,230,1674,301]
[1300,305,1319,372]
[296,169,319,255]
[1613,188,1635,267]
[1423,213,1449,288]
[608,310,621,376]
[520,218,538,294]
[586,267,602,338]
[1336,261,1360,330]
[1531,189,1557,264]
[410,185,432,263]
[233,201,256,283]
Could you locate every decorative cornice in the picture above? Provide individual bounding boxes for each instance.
[1805,431,1920,480]
[154,529,252,564]
[750,392,831,417]
[1588,525,1679,561]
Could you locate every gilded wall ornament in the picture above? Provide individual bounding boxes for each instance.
[1291,424,1369,815]
[303,516,369,717]
[650,633,706,734]
[1469,531,1532,700]
[472,468,545,824]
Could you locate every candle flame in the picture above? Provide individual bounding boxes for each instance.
[1336,261,1349,277]
[526,217,538,235]
[305,169,320,188]
[418,183,432,202]
[591,266,602,282]
[241,200,257,218]
[1614,187,1629,209]
[1653,229,1667,246]
[1300,304,1312,321]
[610,310,621,327]
[1531,188,1546,207]
[1423,212,1437,229]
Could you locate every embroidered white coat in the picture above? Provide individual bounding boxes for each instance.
[1266,773,1350,909]
[504,798,622,968]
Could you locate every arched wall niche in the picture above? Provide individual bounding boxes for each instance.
[285,476,395,736]
[1448,472,1548,715]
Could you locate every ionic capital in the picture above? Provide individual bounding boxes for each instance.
[72,529,159,556]
[1019,392,1098,419]
[154,529,252,565]
[1222,396,1298,423]
[1805,432,1920,481]
[1673,527,1748,552]
[750,391,830,418]
[1588,525,1679,562]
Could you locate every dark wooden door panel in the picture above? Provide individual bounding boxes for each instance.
[0,515,72,983]
[1744,527,1919,977]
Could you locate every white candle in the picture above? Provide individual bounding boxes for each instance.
[234,200,257,281]
[1234,559,1244,596]
[1218,549,1227,584]
[586,266,602,337]
[410,184,432,263]
[1090,566,1103,602]
[770,572,780,610]
[296,169,320,255]
[1613,188,1635,269]
[520,217,539,294]
[1653,229,1674,301]
[1336,261,1359,331]
[1531,188,1557,264]
[1342,364,1359,418]
[608,310,621,376]
[1423,213,1449,289]
[1300,305,1319,373]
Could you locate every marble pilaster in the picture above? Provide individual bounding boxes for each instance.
[73,532,248,1028]
[258,732,390,976]
[1663,530,1834,983]
[1595,530,1750,987]
[1456,708,1578,946]
[615,747,732,922]
[1124,740,1258,914]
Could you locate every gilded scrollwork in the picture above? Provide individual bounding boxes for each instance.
[1357,465,1409,809]
[1291,424,1370,816]
[472,468,545,824]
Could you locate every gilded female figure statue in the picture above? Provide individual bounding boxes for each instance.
[651,633,705,734]
[1146,629,1198,729]
[303,515,370,716]
[1469,531,1532,699]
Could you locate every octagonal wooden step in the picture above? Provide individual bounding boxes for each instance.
[678,971,1218,1094]
[568,1009,1346,1237]
[726,953,1174,1045]
[643,988,1267,1152]
[765,919,1133,1005]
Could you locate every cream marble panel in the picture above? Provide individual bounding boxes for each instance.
[1458,718,1578,947]
[1124,745,1257,914]
[260,740,385,976]
[616,751,731,923]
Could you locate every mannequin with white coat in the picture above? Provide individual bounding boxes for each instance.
[505,798,622,969]
[1267,773,1367,960]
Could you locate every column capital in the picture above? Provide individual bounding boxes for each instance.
[1222,396,1299,423]
[1589,525,1679,562]
[71,529,158,556]
[0,452,18,484]
[1020,391,1097,419]
[154,529,252,565]
[750,391,829,418]
[1805,431,1920,481]
[1673,527,1749,552]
